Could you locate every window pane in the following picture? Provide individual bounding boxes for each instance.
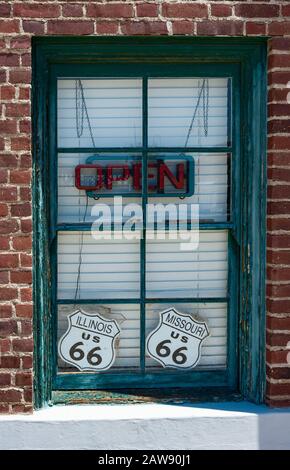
[57,232,140,299]
[147,153,230,223]
[148,78,231,148]
[57,78,142,148]
[58,153,142,223]
[57,303,140,373]
[146,230,228,299]
[146,302,227,371]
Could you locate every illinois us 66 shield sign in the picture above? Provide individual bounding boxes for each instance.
[58,310,120,372]
[146,308,209,370]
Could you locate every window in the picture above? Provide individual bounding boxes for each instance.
[33,38,267,406]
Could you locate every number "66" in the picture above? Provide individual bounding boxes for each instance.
[156,340,187,365]
[69,341,102,366]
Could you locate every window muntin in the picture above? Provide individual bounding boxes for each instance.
[54,72,236,387]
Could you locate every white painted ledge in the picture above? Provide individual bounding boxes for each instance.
[0,402,290,450]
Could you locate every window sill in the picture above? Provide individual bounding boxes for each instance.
[0,401,290,450]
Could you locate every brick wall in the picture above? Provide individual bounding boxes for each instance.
[0,0,290,413]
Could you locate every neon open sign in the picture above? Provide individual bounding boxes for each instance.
[75,155,194,198]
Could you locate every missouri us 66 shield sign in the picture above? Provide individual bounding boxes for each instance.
[146,308,209,370]
[58,309,120,372]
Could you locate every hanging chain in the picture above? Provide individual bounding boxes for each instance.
[75,79,97,148]
[74,79,96,305]
[184,78,209,148]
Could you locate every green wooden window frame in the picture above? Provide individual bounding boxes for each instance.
[32,37,267,408]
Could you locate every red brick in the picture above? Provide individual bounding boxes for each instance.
[266,398,290,407]
[0,53,19,67]
[15,372,32,387]
[267,283,290,298]
[267,366,290,380]
[270,38,290,52]
[0,120,17,134]
[12,338,33,353]
[0,204,8,217]
[0,356,20,368]
[47,20,94,35]
[268,220,290,237]
[267,316,290,331]
[20,288,32,302]
[121,21,168,35]
[0,86,16,100]
[0,3,11,17]
[21,219,32,234]
[197,20,243,36]
[136,3,158,17]
[211,4,232,17]
[0,338,11,353]
[266,349,289,364]
[0,404,9,413]
[0,187,17,202]
[0,138,5,151]
[268,72,290,87]
[9,70,31,85]
[282,5,290,17]
[0,253,18,268]
[0,219,19,235]
[0,271,9,284]
[268,203,290,216]
[21,53,31,67]
[96,21,119,35]
[15,304,33,319]
[268,119,290,134]
[6,103,30,118]
[19,87,30,101]
[11,271,32,284]
[11,404,32,413]
[11,203,31,217]
[246,22,266,36]
[269,54,290,70]
[267,382,290,396]
[87,3,133,18]
[268,88,289,102]
[0,169,7,184]
[269,22,290,37]
[19,320,32,336]
[268,300,290,314]
[0,288,17,301]
[0,305,12,319]
[23,388,32,402]
[62,4,83,17]
[0,320,18,336]
[19,154,31,169]
[10,37,31,50]
[20,253,32,268]
[0,373,11,386]
[0,20,20,34]
[19,187,31,202]
[10,170,31,185]
[22,355,33,369]
[172,21,194,35]
[268,186,290,199]
[267,332,290,348]
[0,389,22,403]
[0,154,17,169]
[269,136,290,151]
[162,3,207,18]
[13,3,61,18]
[267,266,290,282]
[235,4,279,18]
[22,20,45,34]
